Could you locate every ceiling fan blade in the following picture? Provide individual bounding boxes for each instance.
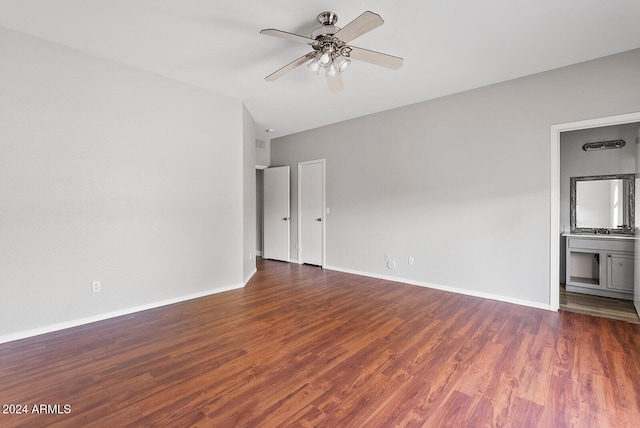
[348,46,403,69]
[264,53,314,81]
[334,11,384,43]
[327,74,344,93]
[260,29,316,45]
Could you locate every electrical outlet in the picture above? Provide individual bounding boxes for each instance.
[408,257,414,265]
[249,252,253,260]
[92,281,101,293]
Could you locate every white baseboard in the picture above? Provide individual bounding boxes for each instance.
[256,250,262,257]
[244,268,257,285]
[323,265,551,311]
[0,282,244,345]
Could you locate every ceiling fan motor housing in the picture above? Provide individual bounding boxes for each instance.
[312,11,340,39]
[317,11,338,26]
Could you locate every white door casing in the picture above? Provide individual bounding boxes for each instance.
[635,125,640,317]
[263,166,290,262]
[298,160,325,266]
[550,111,640,312]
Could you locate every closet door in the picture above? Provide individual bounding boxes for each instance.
[263,166,290,262]
[299,160,325,266]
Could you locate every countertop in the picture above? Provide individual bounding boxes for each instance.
[562,233,635,241]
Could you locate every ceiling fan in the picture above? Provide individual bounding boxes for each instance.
[260,11,403,93]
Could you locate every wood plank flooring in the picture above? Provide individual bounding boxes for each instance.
[560,286,640,324]
[1,259,640,427]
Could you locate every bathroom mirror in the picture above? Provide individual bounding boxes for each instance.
[570,174,635,234]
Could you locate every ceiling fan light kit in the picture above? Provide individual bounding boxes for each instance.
[261,11,403,92]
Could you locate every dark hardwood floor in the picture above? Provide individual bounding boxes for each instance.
[1,259,640,427]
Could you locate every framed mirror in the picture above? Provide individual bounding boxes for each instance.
[570,174,635,235]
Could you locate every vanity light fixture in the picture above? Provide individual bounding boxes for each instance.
[582,139,626,151]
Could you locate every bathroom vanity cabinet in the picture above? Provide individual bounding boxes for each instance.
[564,233,634,300]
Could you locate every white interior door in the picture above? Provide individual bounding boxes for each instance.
[263,166,290,262]
[299,160,325,266]
[635,126,640,317]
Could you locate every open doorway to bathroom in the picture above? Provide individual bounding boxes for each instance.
[558,122,640,324]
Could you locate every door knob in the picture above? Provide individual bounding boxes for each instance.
[316,218,322,222]
[282,217,289,221]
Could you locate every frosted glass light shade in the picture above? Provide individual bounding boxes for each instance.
[334,55,351,73]
[319,52,331,64]
[307,59,320,73]
[325,62,338,77]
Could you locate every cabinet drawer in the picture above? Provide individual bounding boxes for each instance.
[568,237,634,253]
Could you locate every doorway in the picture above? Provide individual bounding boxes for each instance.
[298,159,326,266]
[551,112,640,322]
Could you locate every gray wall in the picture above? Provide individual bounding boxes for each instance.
[559,123,638,282]
[0,27,245,339]
[271,49,640,308]
[256,139,270,167]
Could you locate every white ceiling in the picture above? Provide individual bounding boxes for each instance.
[1,0,639,139]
